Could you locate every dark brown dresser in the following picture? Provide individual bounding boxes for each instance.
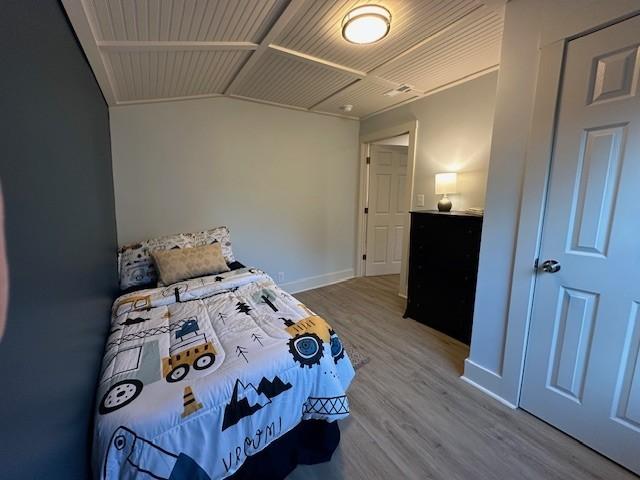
[403,210,483,344]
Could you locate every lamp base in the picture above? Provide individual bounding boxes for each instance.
[437,196,452,212]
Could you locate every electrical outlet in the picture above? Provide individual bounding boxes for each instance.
[277,272,285,283]
[416,194,425,207]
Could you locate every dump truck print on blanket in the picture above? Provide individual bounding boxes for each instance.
[94,267,355,479]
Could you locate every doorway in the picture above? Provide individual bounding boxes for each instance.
[520,14,640,474]
[357,122,418,296]
[364,140,409,276]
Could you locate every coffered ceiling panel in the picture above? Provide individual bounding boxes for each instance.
[375,8,503,92]
[312,78,417,118]
[232,49,360,108]
[107,49,250,102]
[87,0,288,42]
[276,0,482,72]
[63,0,506,117]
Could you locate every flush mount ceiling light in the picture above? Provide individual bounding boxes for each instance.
[342,5,391,45]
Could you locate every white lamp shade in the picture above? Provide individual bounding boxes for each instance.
[435,172,458,195]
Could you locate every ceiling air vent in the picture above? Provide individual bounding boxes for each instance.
[383,84,413,97]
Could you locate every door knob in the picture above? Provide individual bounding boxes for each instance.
[540,259,561,273]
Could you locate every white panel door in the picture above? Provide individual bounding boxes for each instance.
[521,16,640,474]
[365,145,408,276]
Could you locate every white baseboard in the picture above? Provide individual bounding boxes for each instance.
[280,268,354,294]
[460,358,517,409]
[460,375,517,409]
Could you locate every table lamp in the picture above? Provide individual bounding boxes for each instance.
[435,172,457,212]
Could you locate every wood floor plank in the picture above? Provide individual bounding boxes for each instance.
[287,275,636,480]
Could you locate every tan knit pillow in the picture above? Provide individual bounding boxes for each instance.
[151,243,230,285]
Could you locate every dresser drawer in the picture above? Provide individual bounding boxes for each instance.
[410,218,480,263]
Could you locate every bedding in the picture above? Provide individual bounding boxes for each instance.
[227,419,340,479]
[94,266,354,480]
[118,226,235,290]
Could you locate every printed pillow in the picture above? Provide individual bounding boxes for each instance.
[118,233,193,290]
[152,243,230,286]
[117,226,236,290]
[191,226,235,263]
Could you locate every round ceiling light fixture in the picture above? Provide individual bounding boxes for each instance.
[342,5,391,45]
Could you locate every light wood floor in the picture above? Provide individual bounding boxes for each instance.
[288,275,636,480]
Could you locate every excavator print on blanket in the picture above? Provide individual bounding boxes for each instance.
[285,305,345,368]
[98,317,218,414]
[103,426,210,480]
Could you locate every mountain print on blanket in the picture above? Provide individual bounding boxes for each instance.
[222,376,292,431]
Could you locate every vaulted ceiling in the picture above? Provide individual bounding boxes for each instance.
[63,0,505,119]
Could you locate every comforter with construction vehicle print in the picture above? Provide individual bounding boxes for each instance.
[94,267,354,480]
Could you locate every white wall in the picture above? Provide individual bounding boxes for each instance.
[360,71,498,213]
[464,0,640,406]
[110,97,359,292]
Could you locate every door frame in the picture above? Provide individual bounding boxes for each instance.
[504,9,640,407]
[356,121,419,297]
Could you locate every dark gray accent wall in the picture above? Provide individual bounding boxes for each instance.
[0,1,118,478]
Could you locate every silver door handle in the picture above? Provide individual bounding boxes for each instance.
[540,260,561,273]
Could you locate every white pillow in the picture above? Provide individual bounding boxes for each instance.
[191,226,236,263]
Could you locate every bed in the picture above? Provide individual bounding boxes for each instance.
[93,227,355,479]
